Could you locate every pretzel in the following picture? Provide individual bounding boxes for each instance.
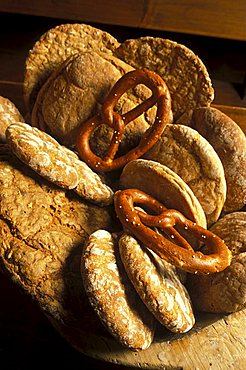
[76,68,171,172]
[114,189,232,274]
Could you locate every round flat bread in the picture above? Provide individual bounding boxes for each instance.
[24,23,120,112]
[81,230,155,350]
[6,122,113,206]
[186,107,246,213]
[209,212,246,256]
[120,159,207,229]
[0,96,24,142]
[187,212,246,313]
[31,51,157,150]
[114,37,214,120]
[144,124,226,226]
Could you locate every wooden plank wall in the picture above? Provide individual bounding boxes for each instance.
[0,0,245,41]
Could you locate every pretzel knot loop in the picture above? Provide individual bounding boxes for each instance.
[114,189,232,274]
[76,68,172,172]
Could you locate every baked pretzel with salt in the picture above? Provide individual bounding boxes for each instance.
[76,68,171,172]
[114,189,232,274]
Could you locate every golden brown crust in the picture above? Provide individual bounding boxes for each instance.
[0,151,115,333]
[24,23,120,112]
[188,107,246,213]
[119,159,207,229]
[209,212,246,256]
[144,124,226,226]
[187,212,246,313]
[114,37,214,120]
[31,52,157,152]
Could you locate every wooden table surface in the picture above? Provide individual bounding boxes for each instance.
[0,11,245,370]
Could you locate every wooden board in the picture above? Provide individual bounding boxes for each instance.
[50,309,246,369]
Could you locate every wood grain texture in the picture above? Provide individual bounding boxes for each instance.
[52,309,246,369]
[0,0,246,40]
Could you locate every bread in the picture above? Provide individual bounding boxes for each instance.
[187,212,246,313]
[81,230,155,350]
[144,124,226,226]
[114,37,214,120]
[5,122,113,206]
[2,22,245,352]
[31,51,161,151]
[182,107,246,213]
[120,159,207,229]
[24,23,120,112]
[119,233,195,333]
[0,146,116,336]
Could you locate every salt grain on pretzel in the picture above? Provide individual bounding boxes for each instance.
[114,189,232,274]
[76,68,172,172]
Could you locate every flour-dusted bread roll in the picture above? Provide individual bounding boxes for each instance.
[144,124,226,226]
[81,230,155,350]
[5,122,113,206]
[114,37,214,120]
[119,233,195,333]
[187,212,246,313]
[24,23,120,112]
[183,107,246,213]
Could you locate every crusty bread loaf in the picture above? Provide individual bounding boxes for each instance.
[114,37,214,120]
[0,146,116,336]
[120,159,207,229]
[31,51,160,151]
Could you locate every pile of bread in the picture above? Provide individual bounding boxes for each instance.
[0,23,245,351]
